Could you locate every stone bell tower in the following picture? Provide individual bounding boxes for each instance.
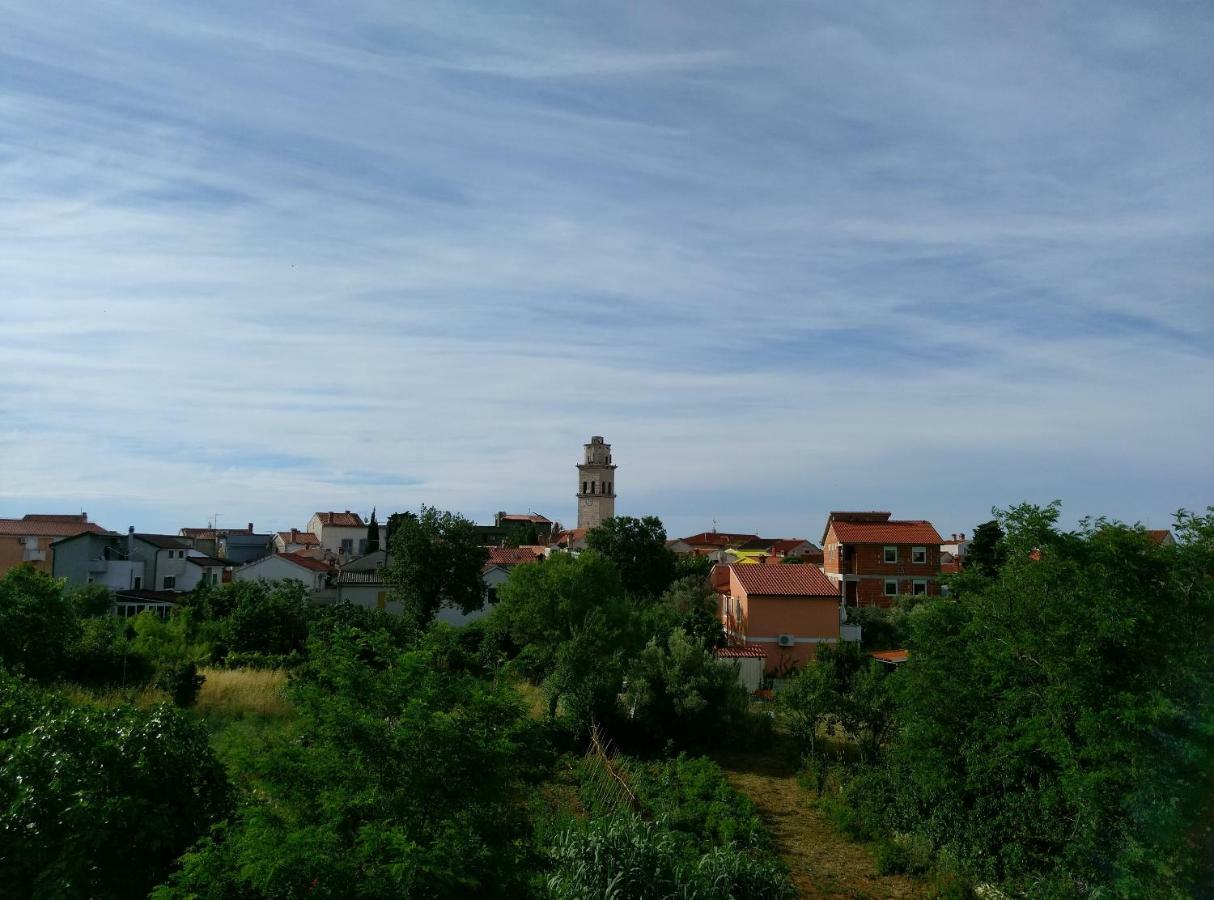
[576,436,616,530]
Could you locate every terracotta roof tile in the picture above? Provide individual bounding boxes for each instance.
[486,547,542,566]
[727,564,838,597]
[278,529,320,546]
[278,552,333,572]
[714,646,768,659]
[499,513,552,524]
[829,520,943,545]
[0,518,108,537]
[315,511,364,527]
[869,649,909,664]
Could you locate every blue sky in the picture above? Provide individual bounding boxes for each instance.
[1,1,1211,540]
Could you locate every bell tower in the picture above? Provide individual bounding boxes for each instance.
[576,435,616,530]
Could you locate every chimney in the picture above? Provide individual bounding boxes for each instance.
[127,525,134,559]
[248,522,254,533]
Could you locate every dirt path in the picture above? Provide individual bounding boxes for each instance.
[713,742,925,900]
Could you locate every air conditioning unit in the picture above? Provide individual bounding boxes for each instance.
[777,634,796,648]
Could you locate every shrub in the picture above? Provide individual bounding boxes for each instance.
[627,755,768,851]
[0,676,230,899]
[157,659,204,707]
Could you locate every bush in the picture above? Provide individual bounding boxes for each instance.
[543,814,794,899]
[0,675,230,899]
[627,755,769,851]
[0,566,78,680]
[157,660,204,707]
[64,616,155,687]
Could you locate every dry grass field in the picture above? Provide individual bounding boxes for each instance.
[195,667,290,721]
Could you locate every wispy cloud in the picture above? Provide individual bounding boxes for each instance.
[1,0,1211,537]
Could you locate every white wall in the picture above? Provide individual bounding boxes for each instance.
[234,555,326,591]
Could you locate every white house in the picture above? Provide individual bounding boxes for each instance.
[234,552,332,592]
[307,511,385,562]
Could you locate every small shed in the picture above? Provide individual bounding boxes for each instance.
[714,645,768,693]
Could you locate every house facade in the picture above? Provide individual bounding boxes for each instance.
[52,529,222,593]
[274,529,322,556]
[233,552,332,592]
[0,514,108,577]
[713,563,851,674]
[307,511,384,562]
[821,511,944,608]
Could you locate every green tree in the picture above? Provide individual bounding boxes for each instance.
[0,673,230,899]
[853,505,1214,895]
[489,551,634,724]
[779,658,835,759]
[365,506,380,554]
[503,521,539,548]
[385,506,489,629]
[620,628,751,748]
[653,575,725,651]
[585,515,677,599]
[0,565,78,681]
[965,519,1006,577]
[157,628,538,899]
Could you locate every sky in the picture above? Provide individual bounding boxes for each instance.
[1,1,1212,541]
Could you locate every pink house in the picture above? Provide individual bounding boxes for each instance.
[713,563,844,675]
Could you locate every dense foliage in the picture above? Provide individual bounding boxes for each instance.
[584,515,677,598]
[158,626,542,898]
[0,672,230,899]
[796,505,1214,897]
[385,504,489,628]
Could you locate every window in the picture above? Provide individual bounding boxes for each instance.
[912,546,927,565]
[487,587,499,605]
[162,576,176,590]
[912,579,927,596]
[359,539,368,555]
[210,572,219,586]
[340,538,353,555]
[591,482,596,494]
[133,576,142,590]
[884,579,899,597]
[883,546,898,563]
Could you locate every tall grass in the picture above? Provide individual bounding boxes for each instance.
[58,682,170,710]
[195,667,290,721]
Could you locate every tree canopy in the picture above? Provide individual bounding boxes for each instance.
[584,515,677,599]
[385,505,489,629]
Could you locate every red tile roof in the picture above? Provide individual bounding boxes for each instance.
[728,564,838,597]
[278,529,320,546]
[1145,530,1173,544]
[486,547,542,566]
[869,649,909,665]
[828,520,943,545]
[714,646,768,659]
[550,528,588,545]
[499,513,552,524]
[315,511,364,527]
[0,518,108,537]
[22,514,90,523]
[278,552,333,572]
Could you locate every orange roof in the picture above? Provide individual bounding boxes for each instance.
[869,649,909,664]
[714,646,768,659]
[727,564,838,597]
[551,528,588,545]
[829,520,942,545]
[1145,530,1173,544]
[315,511,364,527]
[278,529,320,546]
[277,552,332,573]
[486,547,542,566]
[0,518,108,537]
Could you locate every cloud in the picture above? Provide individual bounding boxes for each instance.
[0,0,1211,538]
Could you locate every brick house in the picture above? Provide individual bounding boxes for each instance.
[821,511,944,608]
[713,563,854,675]
[0,514,108,578]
